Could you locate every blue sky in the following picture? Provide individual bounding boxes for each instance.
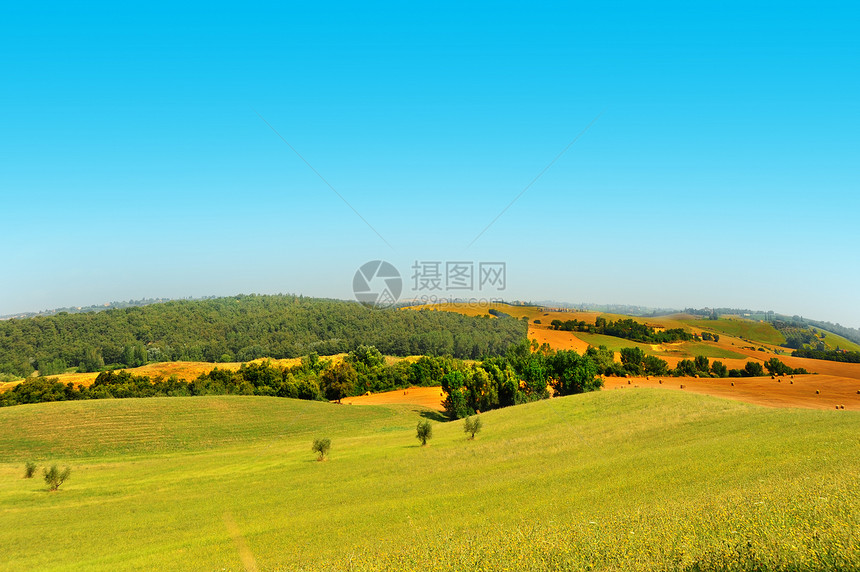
[2,2,859,326]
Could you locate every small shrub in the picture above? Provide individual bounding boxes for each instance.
[43,465,71,491]
[312,438,331,461]
[24,461,37,479]
[416,420,432,446]
[463,415,483,440]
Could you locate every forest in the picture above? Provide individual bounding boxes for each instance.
[550,317,695,343]
[0,295,527,378]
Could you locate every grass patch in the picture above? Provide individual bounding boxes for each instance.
[819,329,860,353]
[572,333,747,359]
[0,392,857,570]
[684,317,785,346]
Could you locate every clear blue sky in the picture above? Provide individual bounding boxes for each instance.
[2,2,859,326]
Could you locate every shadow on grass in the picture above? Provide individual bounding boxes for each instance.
[415,409,448,423]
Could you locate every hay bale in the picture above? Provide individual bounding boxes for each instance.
[836,405,840,410]
[680,384,685,389]
[815,390,820,395]
[730,382,734,386]
[658,379,662,384]
[840,405,845,409]
[627,379,631,385]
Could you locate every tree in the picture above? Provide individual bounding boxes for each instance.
[620,347,646,375]
[675,359,697,377]
[320,361,357,402]
[44,465,71,491]
[416,420,433,446]
[710,360,728,378]
[643,355,669,376]
[744,361,765,377]
[463,416,482,440]
[312,438,331,461]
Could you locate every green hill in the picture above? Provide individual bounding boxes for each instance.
[682,316,786,345]
[0,392,857,571]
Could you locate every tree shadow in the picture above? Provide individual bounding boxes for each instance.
[414,409,449,423]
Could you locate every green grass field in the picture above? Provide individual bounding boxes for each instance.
[571,333,747,360]
[1,392,858,571]
[819,329,860,353]
[683,317,786,346]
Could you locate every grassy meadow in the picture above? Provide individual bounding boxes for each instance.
[1,391,858,571]
[682,317,786,346]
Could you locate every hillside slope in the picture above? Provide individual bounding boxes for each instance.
[1,392,857,570]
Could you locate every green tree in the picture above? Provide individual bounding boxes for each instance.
[643,355,669,376]
[463,416,482,440]
[416,420,433,446]
[78,348,104,373]
[43,465,71,491]
[312,438,331,461]
[675,359,697,377]
[744,361,765,377]
[320,361,358,402]
[620,347,646,375]
[710,361,728,378]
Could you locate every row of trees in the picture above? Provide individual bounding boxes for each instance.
[792,348,860,364]
[0,341,605,417]
[549,317,695,344]
[441,341,604,419]
[2,340,808,412]
[0,295,527,378]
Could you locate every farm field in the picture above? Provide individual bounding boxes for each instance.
[342,386,446,411]
[0,356,341,391]
[604,374,860,410]
[1,391,858,570]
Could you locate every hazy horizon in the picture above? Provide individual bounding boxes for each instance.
[2,3,858,328]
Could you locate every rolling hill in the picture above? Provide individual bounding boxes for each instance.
[1,391,857,570]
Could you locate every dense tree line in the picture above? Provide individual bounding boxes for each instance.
[792,348,860,364]
[0,341,606,415]
[550,317,694,343]
[441,341,603,419]
[0,295,527,378]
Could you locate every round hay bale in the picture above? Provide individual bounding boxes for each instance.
[815,390,820,395]
[680,384,685,389]
[731,382,734,386]
[840,405,845,409]
[627,379,631,385]
[790,380,793,384]
[658,379,662,384]
[836,405,840,410]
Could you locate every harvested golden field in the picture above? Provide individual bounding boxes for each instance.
[0,356,337,390]
[604,374,860,410]
[528,325,592,352]
[342,386,446,411]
